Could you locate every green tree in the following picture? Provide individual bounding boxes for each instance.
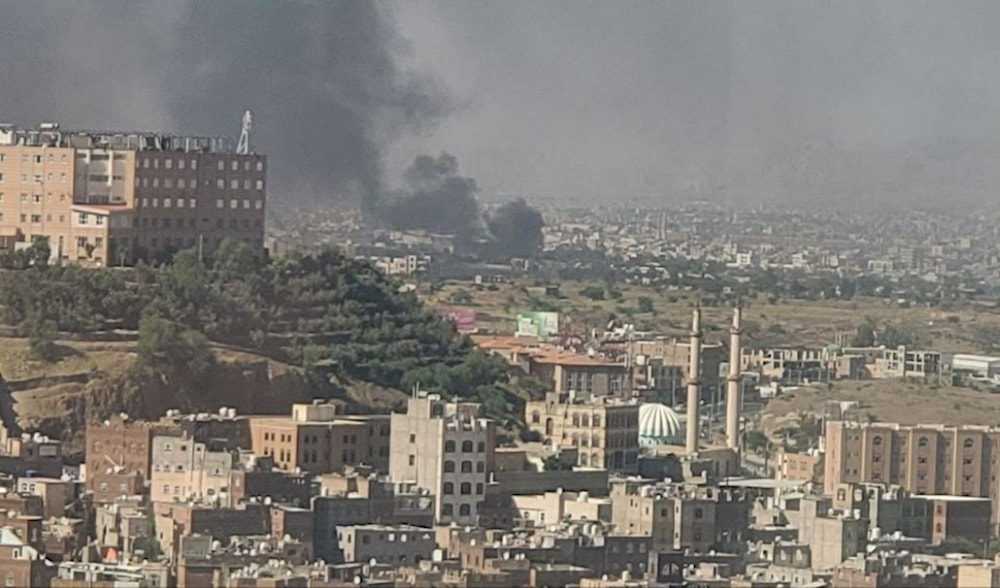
[21,313,59,362]
[637,296,654,313]
[136,314,214,376]
[543,454,573,471]
[580,285,605,301]
[851,317,878,347]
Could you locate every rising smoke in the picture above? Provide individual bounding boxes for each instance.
[383,153,481,236]
[0,1,448,213]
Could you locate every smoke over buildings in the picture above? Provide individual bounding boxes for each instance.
[384,153,481,235]
[0,1,448,211]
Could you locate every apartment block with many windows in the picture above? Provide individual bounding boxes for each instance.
[0,122,265,265]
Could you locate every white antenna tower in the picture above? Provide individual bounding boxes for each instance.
[237,110,252,155]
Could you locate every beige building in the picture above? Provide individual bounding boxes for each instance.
[958,559,1000,588]
[150,434,235,504]
[825,420,1000,526]
[511,490,612,527]
[389,394,496,526]
[526,392,640,473]
[14,477,73,519]
[610,482,720,553]
[0,122,265,265]
[775,449,820,483]
[248,402,390,475]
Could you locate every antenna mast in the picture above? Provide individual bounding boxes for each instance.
[237,110,252,155]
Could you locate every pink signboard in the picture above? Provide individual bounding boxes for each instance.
[435,307,477,332]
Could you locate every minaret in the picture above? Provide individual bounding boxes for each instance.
[726,306,743,450]
[685,307,702,455]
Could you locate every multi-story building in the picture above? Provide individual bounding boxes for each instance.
[389,393,496,526]
[248,402,390,475]
[0,121,266,264]
[525,392,640,473]
[84,414,182,500]
[825,420,1000,528]
[0,525,54,588]
[336,524,436,565]
[149,434,235,504]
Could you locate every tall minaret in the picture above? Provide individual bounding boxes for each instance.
[726,306,743,450]
[685,307,702,455]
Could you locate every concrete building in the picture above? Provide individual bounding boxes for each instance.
[149,433,235,504]
[825,420,1000,527]
[511,490,612,527]
[525,392,640,473]
[389,393,495,526]
[526,351,629,399]
[15,477,73,519]
[248,402,390,475]
[85,414,182,500]
[336,524,435,565]
[0,121,266,264]
[0,525,54,588]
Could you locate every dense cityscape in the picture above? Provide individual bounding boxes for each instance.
[6,2,1000,588]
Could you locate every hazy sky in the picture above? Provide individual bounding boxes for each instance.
[3,2,1000,208]
[389,1,1000,206]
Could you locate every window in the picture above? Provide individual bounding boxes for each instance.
[243,199,250,209]
[178,179,186,189]
[408,455,415,466]
[0,173,4,183]
[461,461,473,473]
[442,504,453,516]
[96,215,104,226]
[78,212,88,225]
[257,161,263,171]
[163,198,172,208]
[256,179,264,190]
[165,158,173,169]
[191,159,197,170]
[477,441,486,452]
[255,199,263,210]
[30,214,40,223]
[964,438,975,448]
[694,507,704,519]
[244,179,251,190]
[444,460,455,473]
[231,160,239,171]
[462,440,474,452]
[190,198,197,208]
[445,440,456,452]
[33,194,41,203]
[476,483,484,495]
[230,179,239,190]
[230,199,238,209]
[164,178,172,189]
[216,198,224,208]
[218,161,225,170]
[919,437,929,447]
[443,482,454,495]
[459,504,471,516]
[873,436,882,446]
[476,461,485,473]
[460,482,471,495]
[177,198,185,208]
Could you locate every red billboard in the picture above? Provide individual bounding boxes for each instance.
[435,307,477,332]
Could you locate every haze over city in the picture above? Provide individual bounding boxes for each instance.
[4,2,1000,208]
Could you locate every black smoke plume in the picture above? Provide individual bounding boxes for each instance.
[0,1,447,213]
[383,153,481,236]
[487,199,545,258]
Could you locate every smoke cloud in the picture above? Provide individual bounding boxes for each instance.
[0,1,448,212]
[384,153,481,235]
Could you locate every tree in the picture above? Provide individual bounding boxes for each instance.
[580,286,605,301]
[851,317,877,347]
[543,454,573,471]
[21,313,59,362]
[637,296,654,313]
[136,314,214,376]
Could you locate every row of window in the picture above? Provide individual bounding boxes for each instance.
[139,157,263,172]
[137,177,264,191]
[443,460,486,473]
[0,172,70,184]
[0,192,72,203]
[139,196,263,210]
[0,153,71,165]
[441,503,474,517]
[442,440,486,453]
[442,481,484,495]
[139,217,262,231]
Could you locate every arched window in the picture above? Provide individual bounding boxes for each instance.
[872,436,883,446]
[445,440,456,452]
[476,461,485,473]
[461,461,473,473]
[443,482,454,495]
[442,504,453,516]
[476,483,484,495]
[918,437,929,447]
[531,411,540,424]
[460,482,472,495]
[462,440,474,453]
[444,461,455,473]
[581,453,589,466]
[459,504,471,516]
[694,507,704,519]
[477,441,485,452]
[964,438,975,448]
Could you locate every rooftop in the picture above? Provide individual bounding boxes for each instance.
[0,122,257,155]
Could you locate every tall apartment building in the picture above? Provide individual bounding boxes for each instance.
[825,420,1000,527]
[149,433,235,504]
[525,392,640,473]
[389,393,496,526]
[0,122,265,265]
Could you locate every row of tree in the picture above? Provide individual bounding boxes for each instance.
[0,240,511,406]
